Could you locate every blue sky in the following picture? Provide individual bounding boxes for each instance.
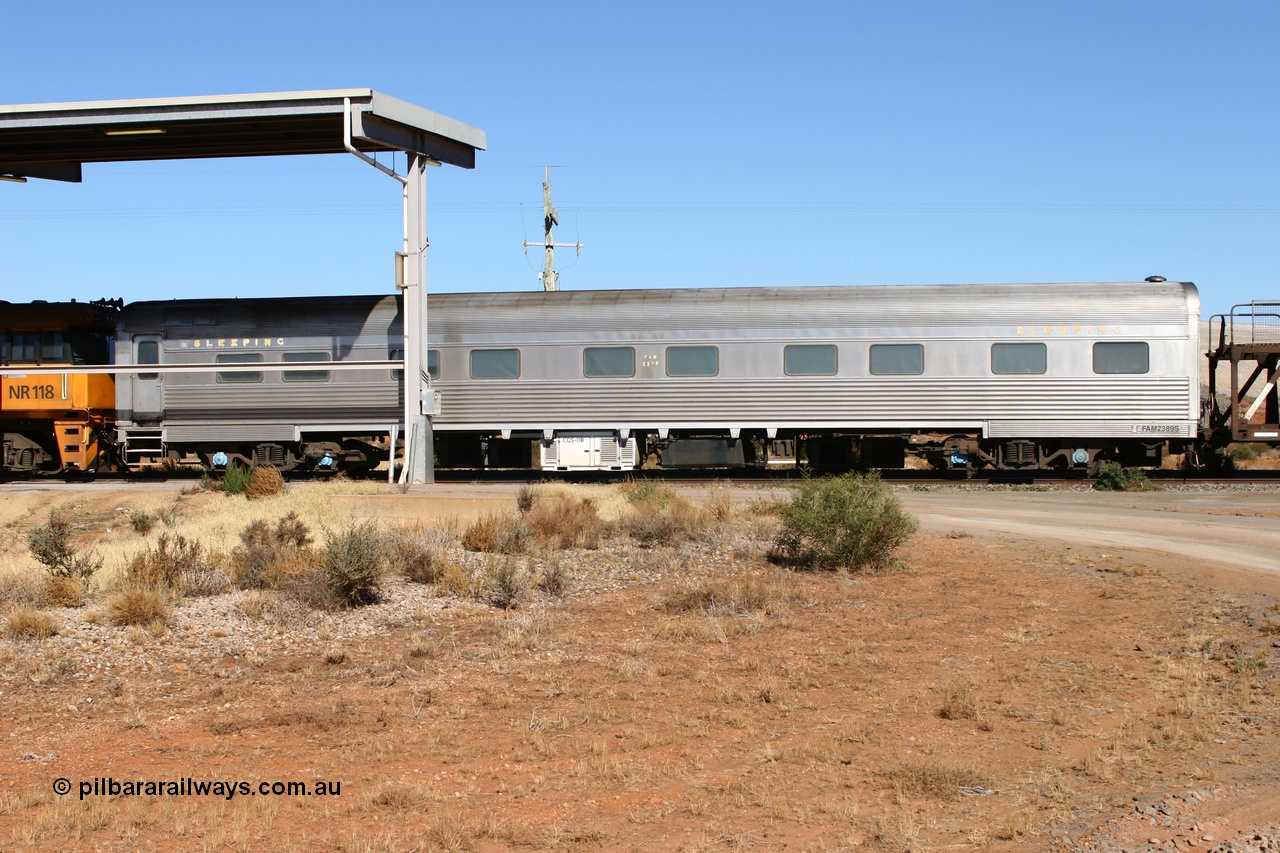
[1,0,1276,317]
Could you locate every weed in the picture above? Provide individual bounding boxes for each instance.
[516,484,541,514]
[938,682,978,720]
[462,512,531,554]
[884,758,989,799]
[26,511,102,580]
[5,606,58,639]
[525,494,604,549]
[128,510,156,535]
[1093,462,1155,492]
[536,556,568,596]
[107,588,169,626]
[487,557,527,610]
[244,465,286,500]
[385,529,442,584]
[221,461,254,495]
[41,576,86,608]
[769,472,918,571]
[125,533,221,595]
[318,524,384,608]
[230,512,313,589]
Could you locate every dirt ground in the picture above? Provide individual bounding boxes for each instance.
[1,482,1278,852]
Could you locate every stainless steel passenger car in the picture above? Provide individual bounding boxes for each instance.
[115,280,1201,473]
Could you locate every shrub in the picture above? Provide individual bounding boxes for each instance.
[768,472,917,571]
[230,512,313,589]
[221,462,254,496]
[107,588,169,626]
[244,465,286,500]
[129,510,156,535]
[5,606,58,639]
[1230,443,1266,462]
[1093,462,1154,492]
[486,558,527,610]
[525,495,605,549]
[27,512,102,580]
[617,487,707,548]
[536,556,568,596]
[125,533,213,592]
[516,484,541,515]
[462,512,531,554]
[42,576,86,608]
[319,524,384,608]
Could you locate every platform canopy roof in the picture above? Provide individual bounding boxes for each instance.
[0,88,486,182]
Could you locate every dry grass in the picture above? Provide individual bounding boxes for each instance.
[885,758,990,799]
[5,606,58,639]
[105,588,169,626]
[42,575,86,608]
[244,465,286,500]
[524,494,605,549]
[461,511,531,554]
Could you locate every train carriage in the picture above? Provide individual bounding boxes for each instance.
[113,280,1201,474]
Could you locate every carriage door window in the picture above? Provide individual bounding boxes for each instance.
[136,339,160,380]
[1092,342,1149,374]
[869,344,924,375]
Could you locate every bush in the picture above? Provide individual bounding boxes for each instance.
[462,512,531,554]
[5,606,58,639]
[42,576,86,608]
[768,472,917,571]
[525,495,605,549]
[486,557,527,610]
[1230,442,1266,462]
[1093,462,1154,492]
[125,533,215,592]
[221,462,254,495]
[27,512,102,580]
[516,484,541,515]
[107,588,169,626]
[129,510,156,535]
[230,512,313,589]
[319,524,384,608]
[244,465,286,500]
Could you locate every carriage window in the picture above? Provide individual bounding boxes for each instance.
[137,340,160,380]
[784,344,837,375]
[282,351,331,382]
[869,344,924,375]
[470,348,520,379]
[216,352,263,383]
[584,346,635,377]
[391,348,439,381]
[1093,342,1149,374]
[666,345,719,376]
[991,342,1046,375]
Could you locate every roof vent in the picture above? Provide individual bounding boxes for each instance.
[1145,275,1167,282]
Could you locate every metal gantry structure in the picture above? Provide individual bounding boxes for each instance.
[0,89,486,484]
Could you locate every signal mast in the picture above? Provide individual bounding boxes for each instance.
[523,165,582,291]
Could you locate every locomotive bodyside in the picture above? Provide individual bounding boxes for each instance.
[1,300,118,474]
